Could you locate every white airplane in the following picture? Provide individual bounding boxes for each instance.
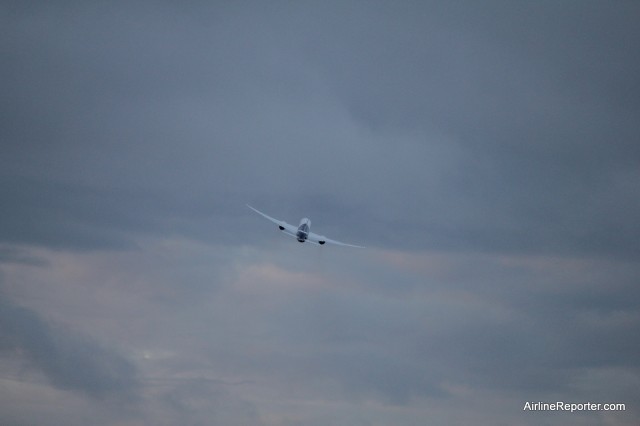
[247,205,365,248]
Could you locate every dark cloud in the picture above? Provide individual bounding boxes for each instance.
[1,1,638,257]
[155,379,262,426]
[0,174,255,250]
[0,245,47,266]
[0,297,138,399]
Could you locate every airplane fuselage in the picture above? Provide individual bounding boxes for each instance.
[296,218,311,243]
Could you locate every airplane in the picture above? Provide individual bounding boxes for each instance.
[247,205,365,248]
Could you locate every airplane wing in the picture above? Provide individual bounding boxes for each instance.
[247,204,365,248]
[246,205,299,238]
[307,231,365,248]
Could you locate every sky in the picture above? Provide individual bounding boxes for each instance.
[1,1,639,425]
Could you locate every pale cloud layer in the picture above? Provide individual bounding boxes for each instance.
[1,1,639,425]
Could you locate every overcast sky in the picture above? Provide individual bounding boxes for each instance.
[1,1,639,425]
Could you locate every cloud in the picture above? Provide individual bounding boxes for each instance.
[1,1,639,424]
[2,0,639,257]
[0,297,138,399]
[1,239,639,424]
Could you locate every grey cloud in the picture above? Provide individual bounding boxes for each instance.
[155,379,262,426]
[230,253,640,402]
[0,175,254,250]
[0,297,138,399]
[1,1,638,257]
[2,1,638,256]
[0,246,48,266]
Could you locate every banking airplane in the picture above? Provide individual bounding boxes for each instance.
[247,205,365,248]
